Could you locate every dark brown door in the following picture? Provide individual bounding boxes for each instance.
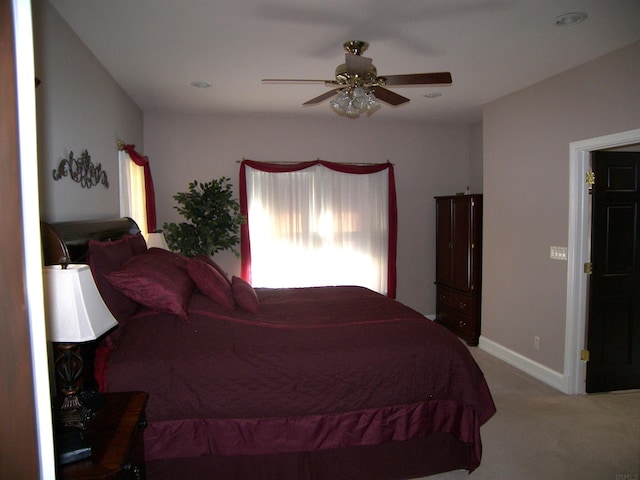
[586,151,640,393]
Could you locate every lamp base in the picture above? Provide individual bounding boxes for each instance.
[59,397,94,430]
[58,390,105,429]
[54,343,105,429]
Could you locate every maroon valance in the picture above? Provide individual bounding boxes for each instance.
[239,159,397,298]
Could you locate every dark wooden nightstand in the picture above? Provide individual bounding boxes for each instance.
[60,391,149,480]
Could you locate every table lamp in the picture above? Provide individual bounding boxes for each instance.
[146,231,169,250]
[43,263,118,429]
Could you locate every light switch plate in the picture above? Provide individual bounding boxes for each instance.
[550,246,568,261]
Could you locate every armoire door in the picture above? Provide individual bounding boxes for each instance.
[450,197,472,291]
[436,196,474,290]
[435,198,454,285]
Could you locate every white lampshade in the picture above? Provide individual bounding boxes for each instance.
[43,264,118,343]
[147,232,169,250]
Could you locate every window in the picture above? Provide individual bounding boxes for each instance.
[117,144,157,238]
[118,149,149,238]
[240,160,397,297]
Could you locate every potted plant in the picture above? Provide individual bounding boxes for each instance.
[163,178,245,258]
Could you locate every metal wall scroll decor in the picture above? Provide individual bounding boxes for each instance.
[52,150,109,189]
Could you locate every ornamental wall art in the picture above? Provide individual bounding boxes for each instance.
[52,150,109,189]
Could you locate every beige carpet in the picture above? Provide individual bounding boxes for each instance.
[417,347,640,480]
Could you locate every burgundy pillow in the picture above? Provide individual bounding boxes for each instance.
[194,254,231,284]
[88,238,137,322]
[125,232,147,255]
[231,276,260,313]
[147,247,189,270]
[105,250,194,321]
[187,259,235,310]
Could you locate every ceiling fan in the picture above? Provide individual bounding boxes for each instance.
[262,41,452,117]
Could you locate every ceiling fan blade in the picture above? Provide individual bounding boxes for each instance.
[370,86,410,106]
[262,79,330,84]
[303,88,341,105]
[382,72,452,86]
[345,53,373,76]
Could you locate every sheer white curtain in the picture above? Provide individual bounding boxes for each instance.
[245,164,389,294]
[118,149,148,239]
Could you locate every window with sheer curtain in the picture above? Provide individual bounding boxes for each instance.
[118,149,149,238]
[240,160,397,297]
[118,143,157,240]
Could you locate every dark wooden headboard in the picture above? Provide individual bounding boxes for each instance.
[41,217,140,266]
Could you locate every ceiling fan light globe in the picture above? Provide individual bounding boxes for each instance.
[351,86,368,110]
[330,89,350,109]
[330,89,356,118]
[365,93,381,113]
[329,86,380,118]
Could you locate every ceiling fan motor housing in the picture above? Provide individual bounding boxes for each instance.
[334,63,379,86]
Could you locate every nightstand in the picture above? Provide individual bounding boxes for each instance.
[60,391,148,480]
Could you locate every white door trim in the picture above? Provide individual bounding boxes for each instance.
[565,128,640,394]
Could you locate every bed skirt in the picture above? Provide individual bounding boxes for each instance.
[146,431,471,480]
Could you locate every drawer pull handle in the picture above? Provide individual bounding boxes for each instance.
[138,419,148,429]
[459,320,467,327]
[459,302,467,309]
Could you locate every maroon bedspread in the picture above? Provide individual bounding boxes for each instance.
[103,286,495,470]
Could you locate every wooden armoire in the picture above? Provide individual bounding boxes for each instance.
[434,194,483,345]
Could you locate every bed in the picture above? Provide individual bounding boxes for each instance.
[42,217,496,480]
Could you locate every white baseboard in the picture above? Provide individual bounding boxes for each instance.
[478,336,568,393]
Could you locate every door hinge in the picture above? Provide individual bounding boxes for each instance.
[581,349,590,362]
[584,262,593,274]
[585,171,595,189]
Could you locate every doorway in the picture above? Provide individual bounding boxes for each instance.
[586,151,640,392]
[566,128,640,394]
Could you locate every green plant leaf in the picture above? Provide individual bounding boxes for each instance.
[163,177,246,258]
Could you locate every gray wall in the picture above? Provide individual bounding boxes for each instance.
[482,41,640,374]
[144,113,473,315]
[34,0,143,223]
[469,121,483,194]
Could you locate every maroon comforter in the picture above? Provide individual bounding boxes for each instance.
[103,286,495,470]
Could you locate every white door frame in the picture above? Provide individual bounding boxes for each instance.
[565,127,640,394]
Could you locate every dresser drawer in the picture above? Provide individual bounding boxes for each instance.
[435,285,480,345]
[436,286,475,319]
[436,304,475,335]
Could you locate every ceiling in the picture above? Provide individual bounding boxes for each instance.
[47,0,640,124]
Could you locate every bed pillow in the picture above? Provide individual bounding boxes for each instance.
[105,250,194,321]
[187,258,235,310]
[231,276,260,313]
[146,247,190,270]
[194,254,231,284]
[125,232,148,255]
[88,237,138,322]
